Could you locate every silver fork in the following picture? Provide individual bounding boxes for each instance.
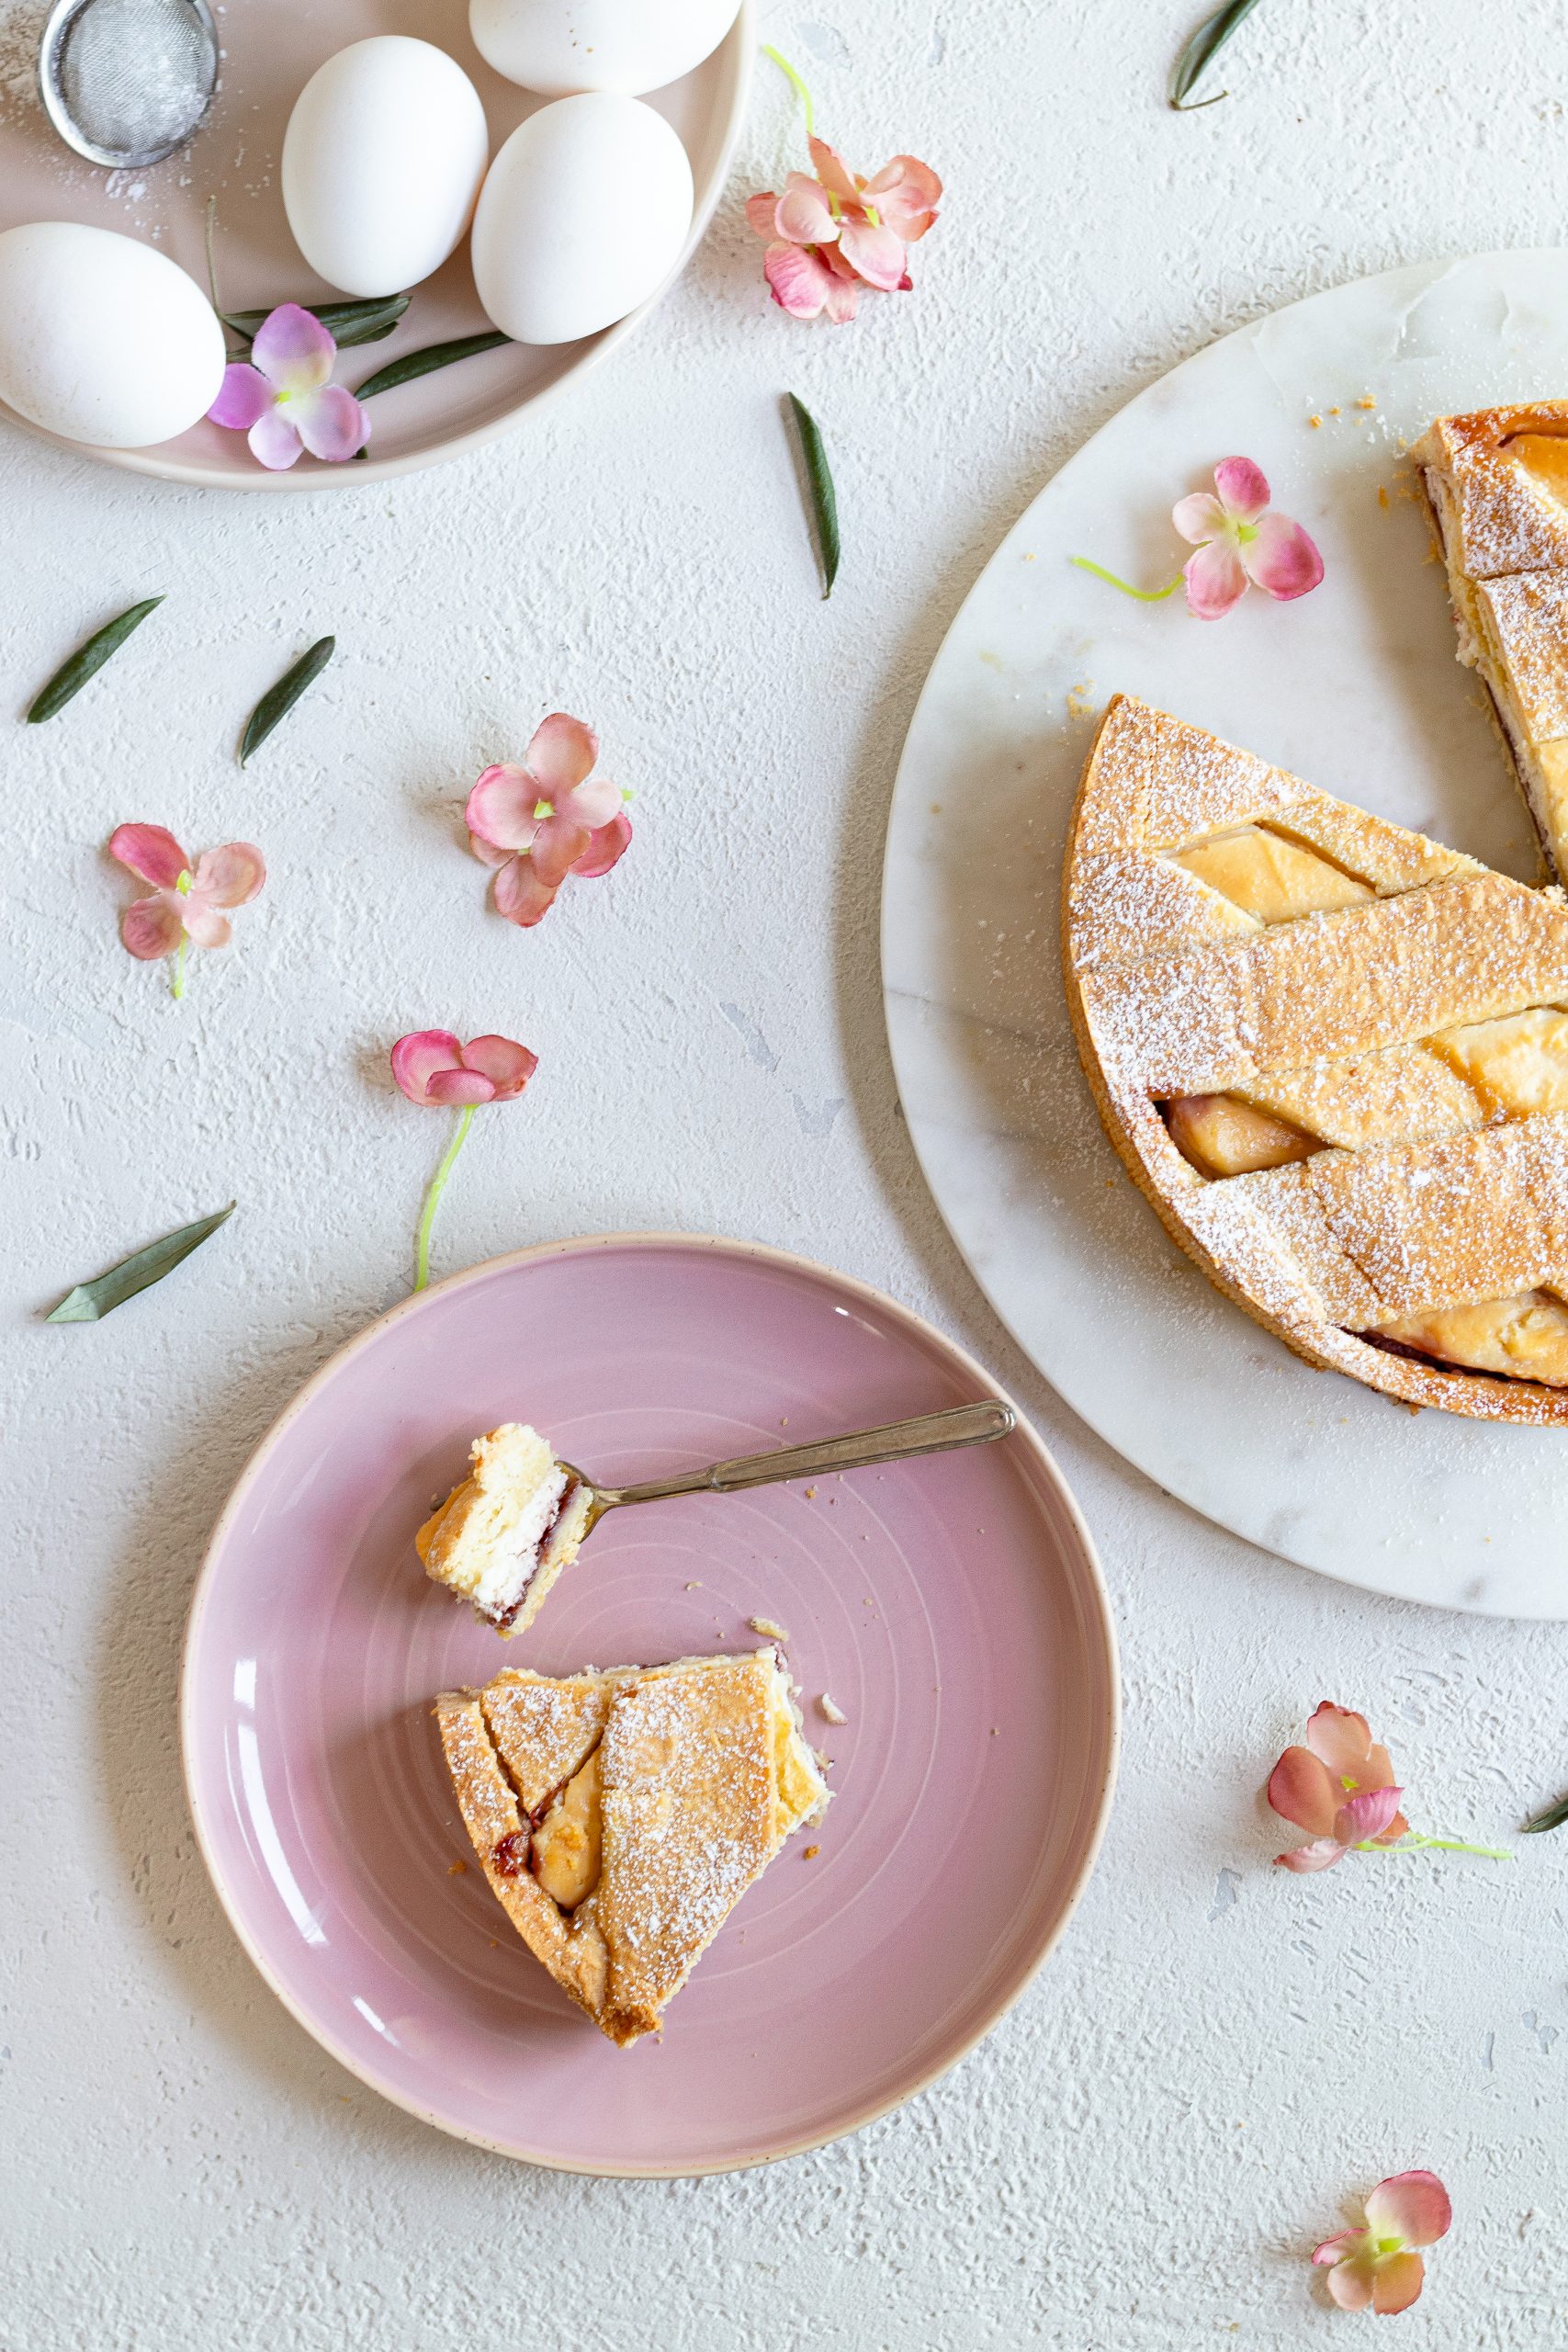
[557,1399,1014,1546]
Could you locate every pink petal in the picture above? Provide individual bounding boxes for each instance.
[390,1030,465,1106]
[467,763,541,854]
[425,1067,497,1105]
[1275,1838,1348,1872]
[558,773,622,831]
[1243,509,1325,602]
[1313,2231,1367,2267]
[1325,2256,1377,2312]
[1182,539,1247,619]
[1364,1742,1397,1792]
[1365,2172,1451,2250]
[248,408,303,471]
[1335,1785,1404,1845]
[468,831,514,869]
[1371,2253,1427,2315]
[1304,1702,1374,1777]
[807,137,861,203]
[1268,1746,1341,1837]
[119,891,184,959]
[291,383,368,464]
[250,301,334,394]
[459,1035,538,1101]
[191,842,265,909]
[774,171,840,246]
[572,809,632,879]
[745,190,780,239]
[108,822,188,888]
[820,266,861,324]
[529,813,594,888]
[180,902,231,949]
[763,241,835,319]
[525,712,599,798]
[1213,455,1271,523]
[862,154,942,239]
[493,853,559,929]
[838,217,908,291]
[209,363,272,430]
[1171,491,1229,546]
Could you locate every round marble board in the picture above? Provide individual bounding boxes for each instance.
[883,248,1568,1619]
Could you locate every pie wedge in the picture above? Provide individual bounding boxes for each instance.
[436,1647,829,2045]
[1064,693,1568,1420]
[1415,403,1568,877]
[417,1423,592,1634]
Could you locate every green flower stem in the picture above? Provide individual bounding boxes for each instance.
[1353,1834,1513,1860]
[761,44,814,138]
[1070,556,1185,601]
[171,938,187,1001]
[413,1104,476,1293]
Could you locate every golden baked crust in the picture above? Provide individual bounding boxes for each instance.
[1063,695,1568,1422]
[1414,405,1568,877]
[436,1650,829,2046]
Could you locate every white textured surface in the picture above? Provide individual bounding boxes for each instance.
[5,1,1568,2342]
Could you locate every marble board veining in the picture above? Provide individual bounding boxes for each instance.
[882,248,1568,1618]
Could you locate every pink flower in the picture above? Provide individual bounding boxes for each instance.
[465,713,632,930]
[391,1030,539,1290]
[207,304,368,472]
[747,136,941,322]
[1173,457,1324,618]
[1313,2172,1452,2314]
[390,1030,538,1107]
[1268,1702,1409,1872]
[108,823,265,1000]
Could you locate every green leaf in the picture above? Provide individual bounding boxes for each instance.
[27,596,164,723]
[354,329,512,401]
[787,393,840,599]
[222,295,411,348]
[1523,1791,1568,1835]
[240,636,335,766]
[1168,0,1263,108]
[46,1204,234,1323]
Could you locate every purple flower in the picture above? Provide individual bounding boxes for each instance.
[208,303,368,471]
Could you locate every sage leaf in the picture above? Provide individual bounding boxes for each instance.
[27,596,164,723]
[1168,0,1263,108]
[1523,1791,1568,1835]
[46,1203,234,1323]
[787,392,840,599]
[222,295,411,348]
[241,636,335,766]
[355,329,511,401]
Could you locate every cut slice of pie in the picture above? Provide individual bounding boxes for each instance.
[1064,693,1568,1421]
[1414,403,1568,877]
[416,1423,592,1634]
[436,1647,829,2045]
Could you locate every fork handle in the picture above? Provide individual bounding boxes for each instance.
[609,1400,1015,1507]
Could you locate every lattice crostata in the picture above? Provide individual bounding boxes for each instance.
[1065,694,1568,1421]
[436,1648,829,2045]
[1415,403,1568,878]
[417,1424,592,1634]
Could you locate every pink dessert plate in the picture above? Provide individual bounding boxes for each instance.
[0,0,751,488]
[181,1232,1119,2175]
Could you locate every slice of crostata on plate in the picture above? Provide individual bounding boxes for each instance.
[417,1423,592,1634]
[436,1648,829,2046]
[1065,693,1568,1421]
[1415,403,1568,878]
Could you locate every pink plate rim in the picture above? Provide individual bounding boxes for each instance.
[179,1229,1121,2175]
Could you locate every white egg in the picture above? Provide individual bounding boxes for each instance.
[0,221,225,449]
[282,37,490,299]
[469,0,740,96]
[470,94,694,345]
